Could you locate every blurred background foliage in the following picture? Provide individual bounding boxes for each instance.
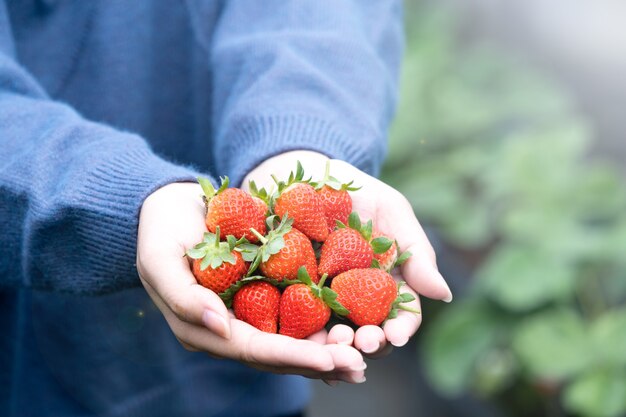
[381,3,626,417]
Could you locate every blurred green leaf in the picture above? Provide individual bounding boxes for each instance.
[563,368,626,417]
[473,347,519,396]
[590,309,626,367]
[391,2,626,412]
[476,245,576,311]
[512,309,590,380]
[423,301,504,395]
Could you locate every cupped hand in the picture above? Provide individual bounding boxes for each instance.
[242,151,453,360]
[137,182,366,383]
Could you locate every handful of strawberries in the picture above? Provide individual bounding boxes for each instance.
[186,162,418,340]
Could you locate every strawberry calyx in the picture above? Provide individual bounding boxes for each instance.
[296,266,349,316]
[386,282,421,320]
[336,212,393,255]
[244,215,293,275]
[186,226,242,270]
[371,237,413,271]
[218,275,299,308]
[271,161,313,194]
[393,248,412,269]
[311,160,361,192]
[198,176,229,206]
[248,180,274,209]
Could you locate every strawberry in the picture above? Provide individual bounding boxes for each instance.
[198,176,266,243]
[233,281,281,333]
[372,231,397,271]
[186,227,248,294]
[252,197,268,218]
[248,180,270,217]
[318,212,394,278]
[318,228,372,277]
[279,267,348,339]
[272,163,328,242]
[371,230,413,272]
[244,215,318,282]
[313,161,360,233]
[259,228,318,283]
[331,269,419,326]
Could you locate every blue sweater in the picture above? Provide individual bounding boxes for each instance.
[0,1,402,416]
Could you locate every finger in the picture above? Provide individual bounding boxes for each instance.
[364,343,394,360]
[401,255,451,302]
[382,194,452,301]
[354,325,387,355]
[252,342,366,383]
[321,368,367,384]
[306,329,329,345]
[383,286,422,347]
[326,324,355,345]
[176,319,336,373]
[138,250,231,338]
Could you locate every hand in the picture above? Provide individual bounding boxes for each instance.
[242,151,452,360]
[137,182,367,383]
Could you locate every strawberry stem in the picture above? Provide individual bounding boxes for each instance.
[323,160,331,182]
[250,228,268,244]
[318,273,329,288]
[214,226,221,247]
[398,305,421,314]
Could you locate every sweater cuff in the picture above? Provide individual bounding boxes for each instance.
[36,141,203,294]
[217,115,385,186]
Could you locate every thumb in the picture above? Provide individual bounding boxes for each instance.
[138,250,232,339]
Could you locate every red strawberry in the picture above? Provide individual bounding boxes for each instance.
[274,183,328,242]
[259,229,318,282]
[271,163,328,242]
[252,196,268,217]
[233,281,281,333]
[187,228,248,294]
[372,231,397,271]
[331,269,419,326]
[314,160,360,232]
[317,186,352,233]
[279,268,348,339]
[248,180,270,217]
[199,176,266,243]
[245,216,318,283]
[371,230,413,272]
[279,284,329,339]
[318,212,394,278]
[318,228,372,277]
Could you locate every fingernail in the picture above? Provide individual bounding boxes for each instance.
[361,341,380,354]
[323,380,339,387]
[354,375,367,384]
[202,309,231,339]
[350,362,367,372]
[432,268,453,303]
[390,337,408,348]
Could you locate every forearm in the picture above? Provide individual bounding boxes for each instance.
[0,44,203,293]
[207,0,404,184]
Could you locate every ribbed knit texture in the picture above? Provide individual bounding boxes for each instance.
[0,0,402,416]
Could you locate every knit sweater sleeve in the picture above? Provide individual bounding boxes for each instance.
[0,6,202,294]
[208,0,404,185]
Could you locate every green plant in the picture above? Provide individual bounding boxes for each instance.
[382,3,626,417]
